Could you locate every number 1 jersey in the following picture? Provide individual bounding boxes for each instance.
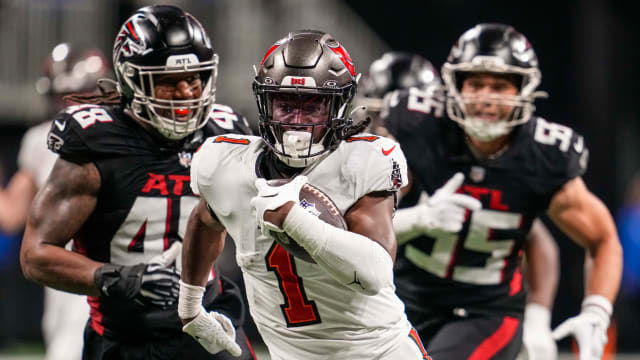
[191,133,412,359]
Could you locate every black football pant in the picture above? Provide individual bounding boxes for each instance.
[82,324,256,360]
[409,308,523,360]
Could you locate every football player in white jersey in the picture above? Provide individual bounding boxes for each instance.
[178,30,435,359]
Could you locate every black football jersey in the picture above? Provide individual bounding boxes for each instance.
[385,88,588,315]
[47,103,252,339]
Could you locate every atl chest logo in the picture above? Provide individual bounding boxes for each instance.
[141,173,191,196]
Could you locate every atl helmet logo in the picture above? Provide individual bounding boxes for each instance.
[114,16,152,59]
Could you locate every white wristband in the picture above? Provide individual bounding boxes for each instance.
[582,294,612,318]
[178,280,205,319]
[524,302,551,327]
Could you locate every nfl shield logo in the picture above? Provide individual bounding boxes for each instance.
[469,166,485,183]
[178,151,193,168]
[300,198,321,217]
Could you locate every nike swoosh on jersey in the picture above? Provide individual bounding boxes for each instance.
[381,145,396,156]
[54,119,66,131]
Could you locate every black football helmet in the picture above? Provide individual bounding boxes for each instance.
[360,51,441,112]
[113,5,217,140]
[35,43,110,115]
[36,43,109,96]
[253,30,358,168]
[441,23,545,141]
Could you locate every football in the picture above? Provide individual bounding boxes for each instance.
[267,179,347,263]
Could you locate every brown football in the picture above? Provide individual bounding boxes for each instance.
[266,179,347,263]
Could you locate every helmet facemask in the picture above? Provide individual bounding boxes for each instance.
[117,54,218,140]
[442,57,544,142]
[255,83,354,168]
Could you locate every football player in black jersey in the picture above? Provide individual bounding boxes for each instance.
[20,5,255,360]
[364,51,562,359]
[356,51,442,137]
[382,24,622,360]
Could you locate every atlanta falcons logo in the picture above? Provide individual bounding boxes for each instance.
[113,15,152,59]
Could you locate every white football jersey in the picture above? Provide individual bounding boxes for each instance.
[18,121,58,188]
[191,134,414,359]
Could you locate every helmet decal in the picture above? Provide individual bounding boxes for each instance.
[114,16,150,60]
[327,42,355,76]
[260,44,281,66]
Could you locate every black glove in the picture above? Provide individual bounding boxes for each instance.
[94,242,181,309]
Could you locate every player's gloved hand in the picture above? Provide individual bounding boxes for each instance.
[94,241,181,309]
[522,303,558,360]
[182,307,242,356]
[418,173,481,234]
[250,176,307,236]
[552,295,611,360]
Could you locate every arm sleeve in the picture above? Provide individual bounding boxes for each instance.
[283,204,394,296]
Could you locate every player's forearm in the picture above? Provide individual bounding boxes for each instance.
[20,230,102,295]
[181,209,226,287]
[584,234,622,303]
[283,205,394,296]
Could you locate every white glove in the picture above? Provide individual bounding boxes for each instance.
[552,295,611,360]
[422,173,481,234]
[182,307,242,357]
[394,173,481,241]
[521,303,558,360]
[250,176,307,236]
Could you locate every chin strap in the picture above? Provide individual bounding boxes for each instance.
[340,107,371,138]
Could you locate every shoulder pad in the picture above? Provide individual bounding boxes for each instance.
[341,134,408,194]
[190,134,258,195]
[527,117,589,185]
[47,104,122,163]
[204,104,254,136]
[383,87,443,143]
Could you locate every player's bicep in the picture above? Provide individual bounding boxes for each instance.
[192,197,225,232]
[547,177,616,250]
[345,191,397,261]
[26,158,100,247]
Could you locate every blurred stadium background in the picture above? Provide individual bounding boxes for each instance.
[1,0,639,358]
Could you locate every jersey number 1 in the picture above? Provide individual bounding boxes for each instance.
[266,243,321,327]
